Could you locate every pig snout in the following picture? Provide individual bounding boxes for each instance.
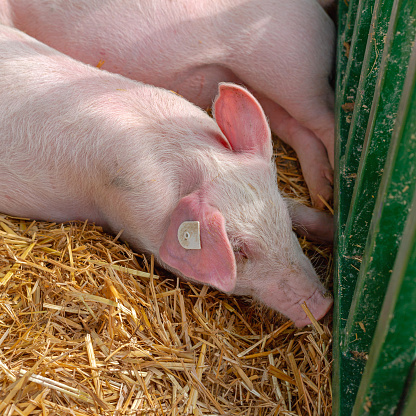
[281,281,333,328]
[284,241,333,327]
[293,288,333,328]
[257,256,333,327]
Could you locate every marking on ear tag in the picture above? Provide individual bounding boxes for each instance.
[178,221,201,249]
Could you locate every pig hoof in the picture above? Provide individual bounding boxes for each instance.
[305,166,333,210]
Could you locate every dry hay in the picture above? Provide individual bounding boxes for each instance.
[0,139,333,415]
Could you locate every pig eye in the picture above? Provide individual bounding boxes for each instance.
[233,246,248,260]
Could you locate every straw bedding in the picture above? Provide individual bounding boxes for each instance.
[0,139,333,415]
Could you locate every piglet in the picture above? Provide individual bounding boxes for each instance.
[0,24,332,326]
[6,0,336,209]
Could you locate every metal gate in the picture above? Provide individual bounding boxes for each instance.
[333,0,416,414]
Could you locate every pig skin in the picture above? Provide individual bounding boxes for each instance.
[6,0,336,209]
[0,23,332,326]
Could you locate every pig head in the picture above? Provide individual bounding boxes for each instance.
[156,84,332,326]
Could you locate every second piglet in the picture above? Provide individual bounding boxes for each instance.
[6,0,336,209]
[0,24,332,326]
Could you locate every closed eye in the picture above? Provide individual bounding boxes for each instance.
[233,246,248,261]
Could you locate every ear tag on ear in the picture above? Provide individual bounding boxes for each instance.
[178,221,201,250]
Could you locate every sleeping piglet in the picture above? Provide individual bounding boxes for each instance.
[0,24,332,326]
[5,0,336,209]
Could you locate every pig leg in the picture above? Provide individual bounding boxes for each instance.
[286,199,334,243]
[256,95,333,209]
[286,88,335,170]
[168,65,241,110]
[223,0,336,171]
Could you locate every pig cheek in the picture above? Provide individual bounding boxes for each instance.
[256,274,332,326]
[256,277,298,316]
[230,256,256,296]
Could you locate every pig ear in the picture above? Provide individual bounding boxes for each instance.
[213,82,272,160]
[159,191,237,292]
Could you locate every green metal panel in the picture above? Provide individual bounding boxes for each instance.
[336,0,398,339]
[337,0,366,105]
[343,0,394,197]
[333,0,416,414]
[334,0,380,348]
[338,0,375,228]
[342,0,395,207]
[333,0,371,413]
[333,0,391,413]
[351,171,416,415]
[398,361,416,416]
[345,0,416,352]
[333,0,357,413]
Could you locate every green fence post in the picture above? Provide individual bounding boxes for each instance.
[351,164,416,415]
[398,362,416,416]
[345,0,416,354]
[333,0,387,413]
[333,1,416,414]
[337,0,375,227]
[342,0,395,198]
